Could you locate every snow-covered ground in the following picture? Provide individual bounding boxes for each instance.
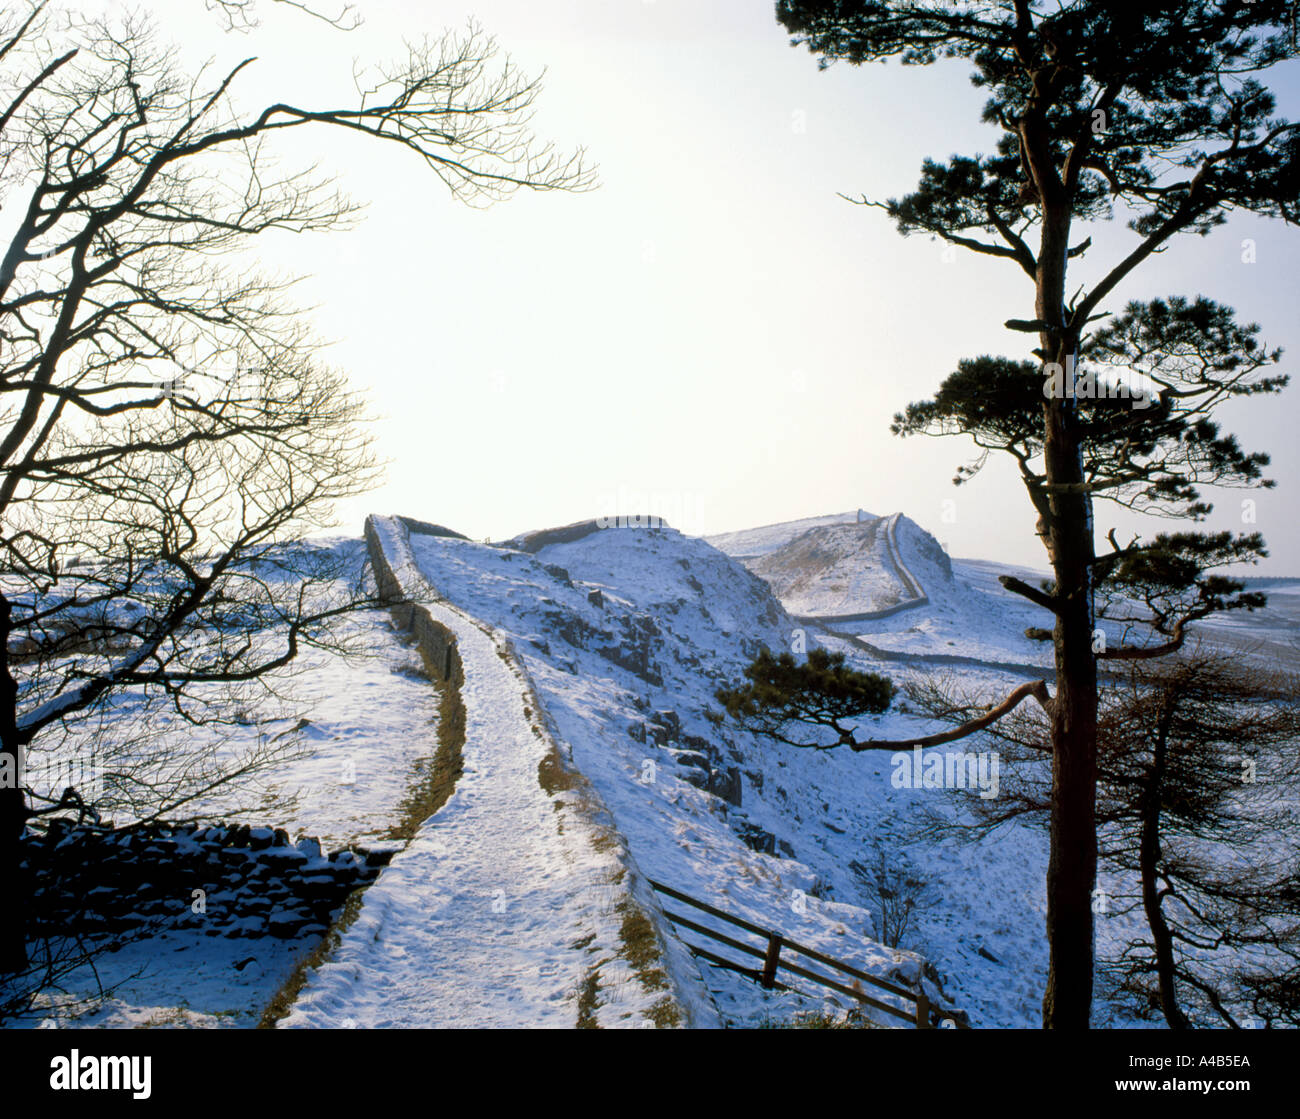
[19,510,1295,1030]
[394,517,1035,1026]
[1193,579,1300,672]
[377,508,1294,1028]
[285,520,709,1027]
[17,541,446,1028]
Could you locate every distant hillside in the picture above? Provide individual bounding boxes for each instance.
[710,512,951,620]
[704,511,868,560]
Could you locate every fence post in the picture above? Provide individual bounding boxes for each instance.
[915,990,931,1029]
[761,934,782,989]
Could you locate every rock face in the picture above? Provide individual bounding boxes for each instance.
[707,765,743,808]
[20,820,391,941]
[598,613,664,686]
[734,822,776,856]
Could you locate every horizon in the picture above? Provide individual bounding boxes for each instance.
[337,505,1300,580]
[110,0,1300,576]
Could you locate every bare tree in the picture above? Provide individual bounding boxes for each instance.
[0,1,593,975]
[851,851,932,951]
[206,0,363,34]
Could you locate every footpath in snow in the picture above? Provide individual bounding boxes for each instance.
[283,519,710,1028]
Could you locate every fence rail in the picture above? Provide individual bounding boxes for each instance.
[648,878,969,1029]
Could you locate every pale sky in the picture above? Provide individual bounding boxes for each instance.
[111,1,1300,572]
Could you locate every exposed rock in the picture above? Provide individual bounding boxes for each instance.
[708,765,743,807]
[734,822,776,856]
[543,563,572,586]
[672,750,711,771]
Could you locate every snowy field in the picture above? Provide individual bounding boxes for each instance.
[18,543,444,1028]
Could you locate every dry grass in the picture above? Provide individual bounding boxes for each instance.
[257,887,367,1029]
[383,635,466,842]
[576,967,603,1029]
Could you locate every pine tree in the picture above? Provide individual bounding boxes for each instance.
[776,0,1299,1027]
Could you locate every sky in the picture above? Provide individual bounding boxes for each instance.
[97,1,1300,572]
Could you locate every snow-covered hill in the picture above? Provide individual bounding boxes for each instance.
[709,511,1054,668]
[388,506,1299,1028]
[30,506,1295,1030]
[393,515,1051,1026]
[295,521,1299,1028]
[705,510,867,559]
[723,514,941,620]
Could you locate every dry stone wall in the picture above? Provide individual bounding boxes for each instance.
[21,820,391,941]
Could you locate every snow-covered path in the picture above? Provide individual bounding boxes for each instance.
[283,523,699,1028]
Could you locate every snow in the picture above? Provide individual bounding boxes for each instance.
[745,519,913,617]
[22,508,1296,1030]
[284,519,711,1028]
[17,541,446,1029]
[706,509,868,559]
[1192,579,1300,672]
[709,511,1052,670]
[387,518,971,1026]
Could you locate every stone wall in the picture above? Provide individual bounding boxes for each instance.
[21,821,391,941]
[364,515,464,688]
[19,521,465,951]
[397,516,470,542]
[508,516,669,554]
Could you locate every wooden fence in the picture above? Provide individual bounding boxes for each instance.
[648,878,969,1029]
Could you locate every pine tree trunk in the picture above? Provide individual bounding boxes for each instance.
[1040,420,1098,1028]
[1037,203,1099,1029]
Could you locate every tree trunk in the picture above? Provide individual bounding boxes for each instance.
[0,593,28,973]
[1140,727,1188,1028]
[1041,444,1099,1028]
[0,779,22,974]
[1037,203,1099,1029]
